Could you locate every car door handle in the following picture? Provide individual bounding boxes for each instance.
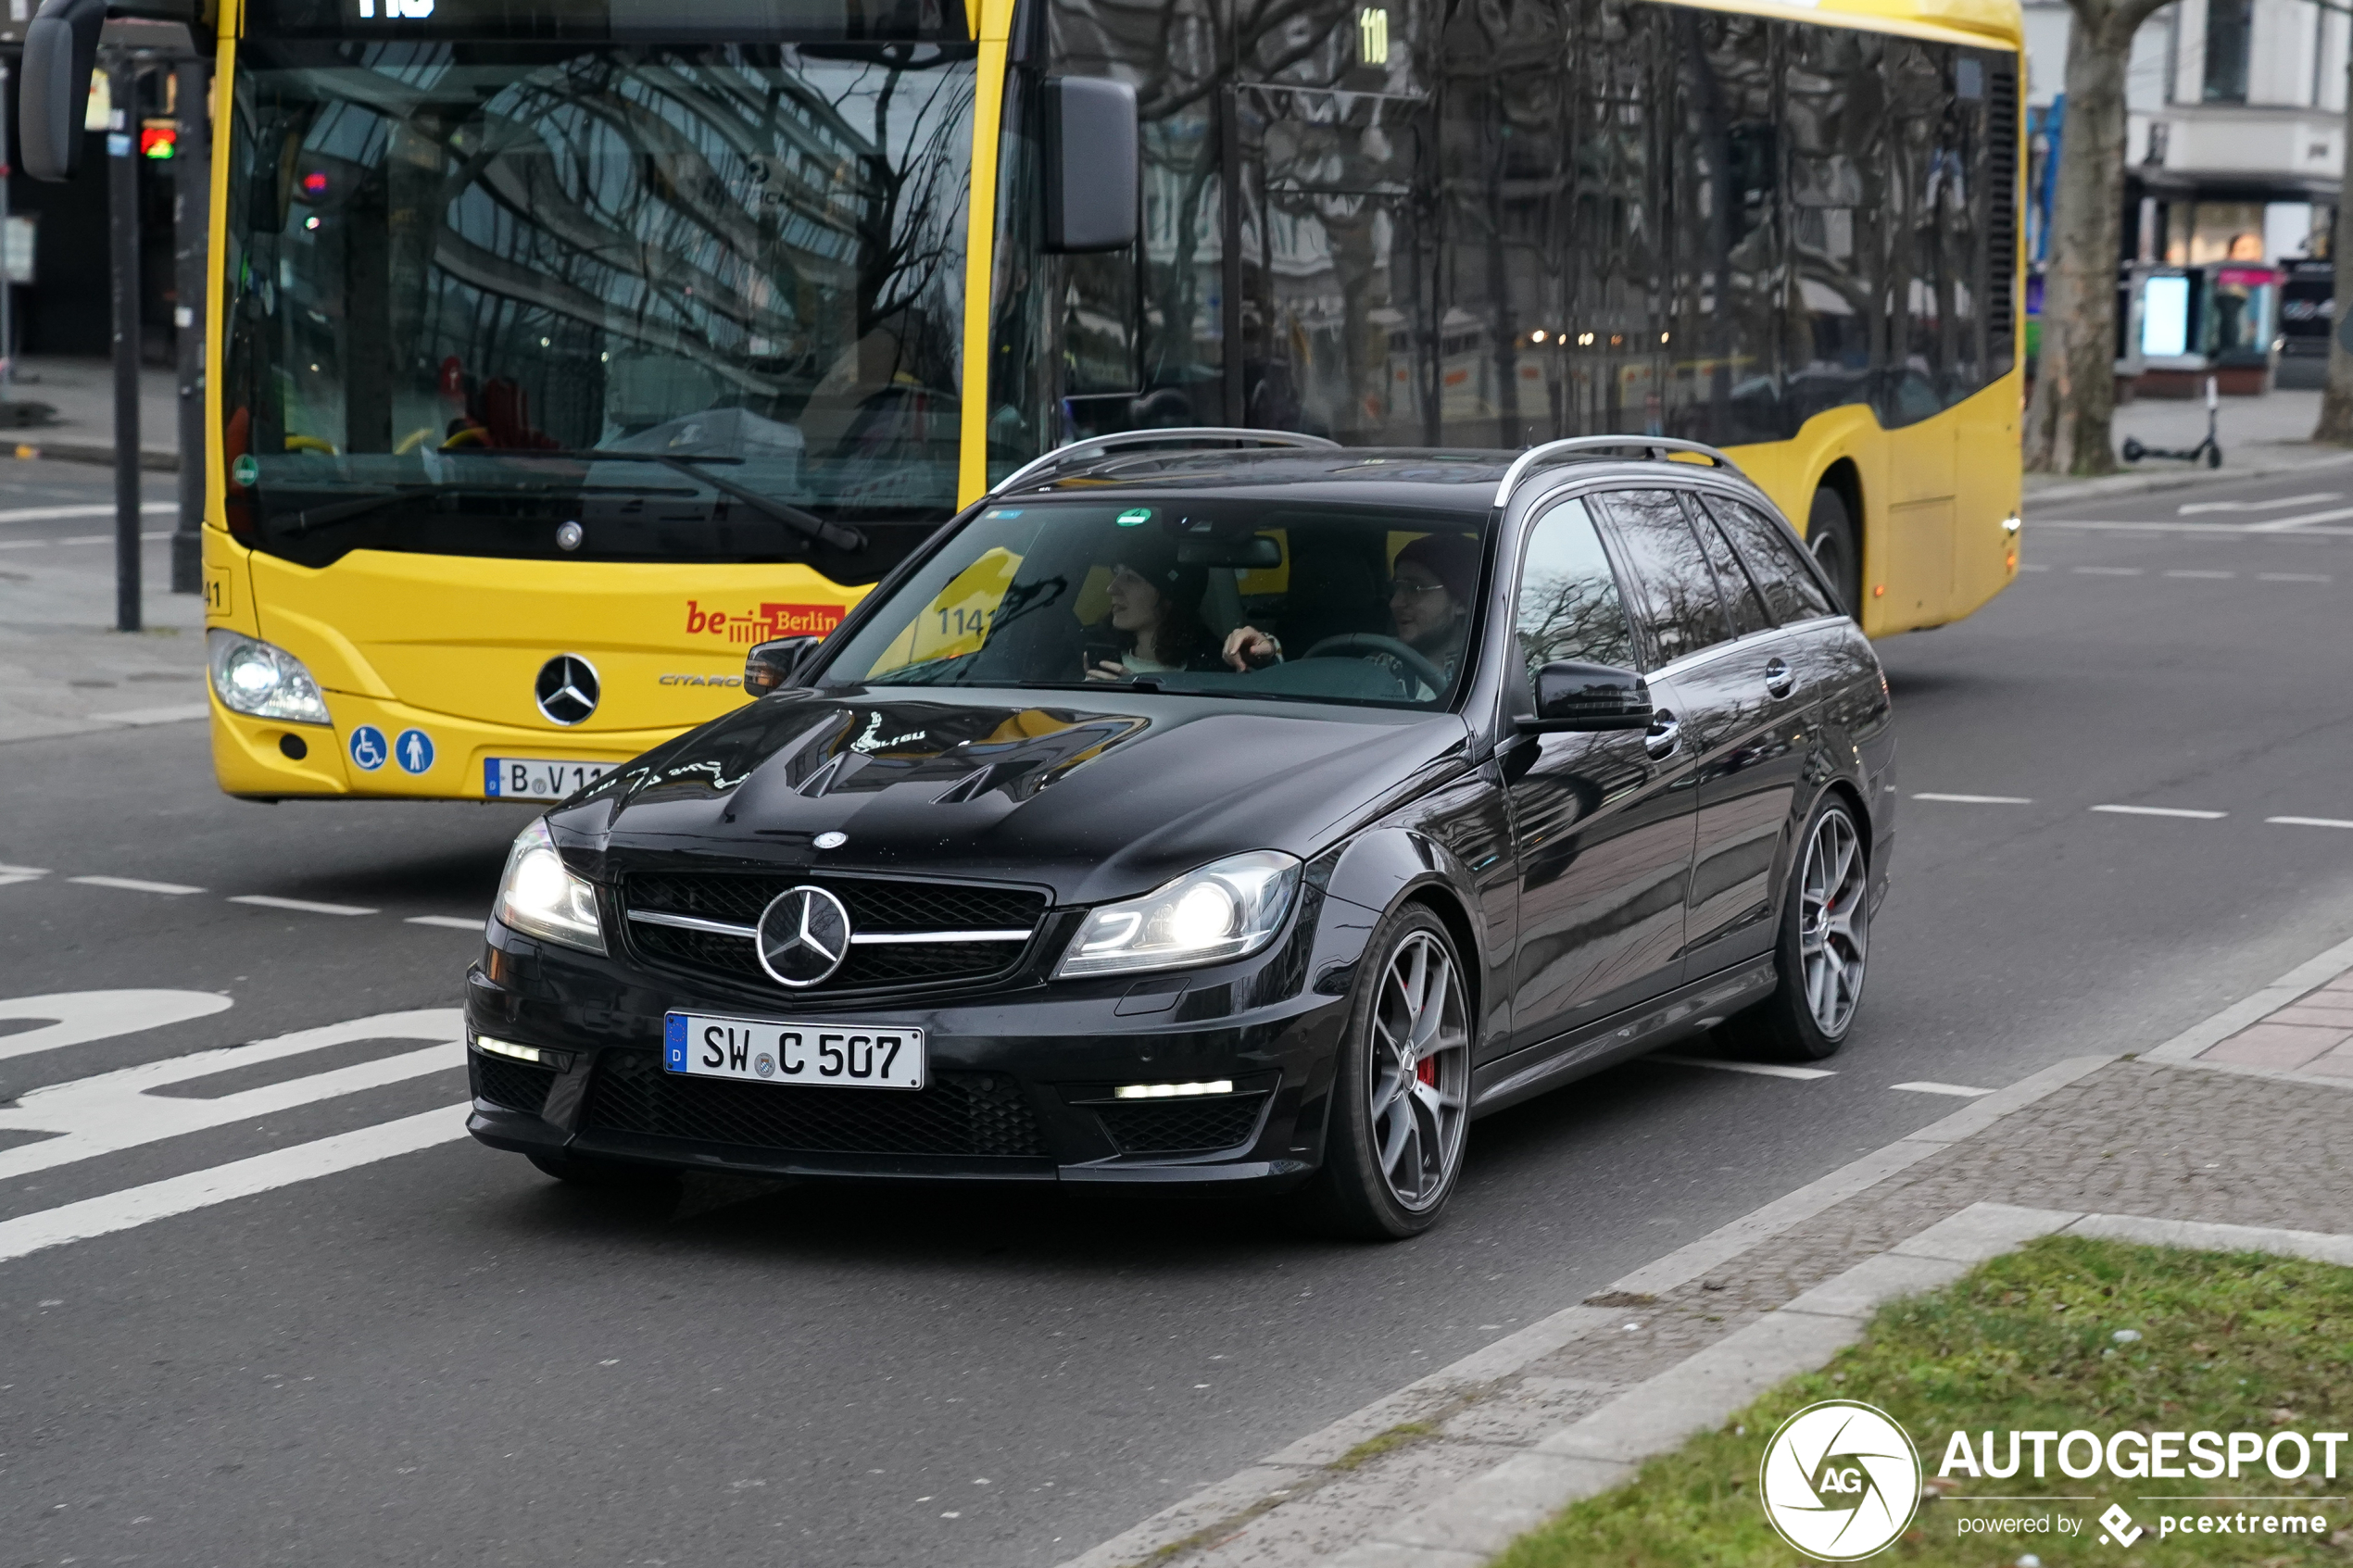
[1763,657,1794,699]
[1643,709,1680,759]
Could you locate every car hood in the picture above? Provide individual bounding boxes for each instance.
[552,688,1473,905]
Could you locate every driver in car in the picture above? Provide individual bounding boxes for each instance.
[1222,532,1480,685]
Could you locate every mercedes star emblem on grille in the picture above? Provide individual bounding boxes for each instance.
[534,654,600,726]
[757,884,852,987]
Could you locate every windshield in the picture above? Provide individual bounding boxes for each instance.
[819,498,1491,710]
[220,38,975,571]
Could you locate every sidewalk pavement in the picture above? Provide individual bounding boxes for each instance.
[2029,386,2353,508]
[3,355,184,470]
[1059,948,2353,1568]
[0,470,205,746]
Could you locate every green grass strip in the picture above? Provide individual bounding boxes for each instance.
[1493,1236,2353,1565]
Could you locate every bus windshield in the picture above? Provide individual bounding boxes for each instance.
[221,36,975,570]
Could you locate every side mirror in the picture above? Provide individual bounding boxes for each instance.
[21,0,109,182]
[1520,661,1651,733]
[744,635,823,697]
[1042,76,1138,253]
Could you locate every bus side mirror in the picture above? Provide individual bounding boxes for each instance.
[1043,76,1138,254]
[21,0,109,182]
[744,636,823,697]
[1519,661,1652,733]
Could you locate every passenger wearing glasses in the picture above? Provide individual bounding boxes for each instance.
[1222,532,1480,688]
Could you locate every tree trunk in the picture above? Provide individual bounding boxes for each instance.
[2317,44,2353,444]
[2023,5,2139,474]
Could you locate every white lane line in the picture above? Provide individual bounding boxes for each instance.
[2091,804,2227,821]
[404,915,484,931]
[2033,520,2353,535]
[0,501,177,526]
[0,1103,471,1266]
[1890,1081,1995,1098]
[90,703,208,727]
[2164,570,2237,579]
[2178,492,2340,514]
[1648,1054,1836,1081]
[2072,566,2143,575]
[68,874,207,895]
[2246,506,2353,532]
[227,894,379,917]
[2269,815,2353,830]
[54,531,175,546]
[0,1010,463,1181]
[0,863,50,874]
[0,990,236,1064]
[0,873,44,887]
[2257,571,2333,583]
[1913,792,2032,804]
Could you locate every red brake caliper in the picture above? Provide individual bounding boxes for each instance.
[1416,1054,1438,1087]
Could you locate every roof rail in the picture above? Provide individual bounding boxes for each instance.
[990,427,1342,495]
[1491,435,1739,507]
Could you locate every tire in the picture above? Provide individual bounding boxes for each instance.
[1297,903,1474,1239]
[1721,795,1871,1062]
[1806,486,1863,620]
[526,1149,676,1194]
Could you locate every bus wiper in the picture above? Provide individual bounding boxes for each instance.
[509,449,869,553]
[277,486,451,537]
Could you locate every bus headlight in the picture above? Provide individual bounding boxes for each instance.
[494,819,607,955]
[206,629,330,724]
[1055,850,1301,978]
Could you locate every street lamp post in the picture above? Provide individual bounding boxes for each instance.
[107,53,141,633]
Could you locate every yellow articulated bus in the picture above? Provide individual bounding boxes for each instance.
[28,0,2021,803]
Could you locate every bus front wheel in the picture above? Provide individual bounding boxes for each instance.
[1806,487,1862,619]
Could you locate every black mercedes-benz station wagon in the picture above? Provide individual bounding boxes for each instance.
[465,432,1894,1236]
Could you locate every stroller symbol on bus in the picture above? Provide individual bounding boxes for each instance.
[348,725,388,771]
[395,728,435,774]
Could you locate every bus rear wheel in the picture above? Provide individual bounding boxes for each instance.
[1806,486,1862,618]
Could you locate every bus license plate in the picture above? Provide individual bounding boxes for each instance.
[663,1012,925,1091]
[484,758,613,800]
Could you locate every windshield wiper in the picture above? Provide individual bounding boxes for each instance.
[275,486,454,538]
[492,449,868,553]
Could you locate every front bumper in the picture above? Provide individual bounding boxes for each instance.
[463,917,1354,1187]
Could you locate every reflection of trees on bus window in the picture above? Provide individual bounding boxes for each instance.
[996,0,2016,458]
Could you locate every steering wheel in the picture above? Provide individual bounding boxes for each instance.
[1299,633,1448,694]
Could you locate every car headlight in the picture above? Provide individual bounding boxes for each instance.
[493,819,607,954]
[206,628,330,724]
[1055,850,1301,979]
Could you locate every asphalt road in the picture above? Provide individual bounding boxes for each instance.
[6,455,2353,1567]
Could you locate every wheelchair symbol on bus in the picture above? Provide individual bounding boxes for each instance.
[348,725,388,771]
[395,728,435,774]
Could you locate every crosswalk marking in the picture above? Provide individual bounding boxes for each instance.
[0,1009,463,1182]
[0,1104,471,1265]
[0,989,234,1064]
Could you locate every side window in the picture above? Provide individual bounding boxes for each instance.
[1516,495,1638,679]
[1682,494,1772,637]
[1703,495,1837,623]
[1592,490,1731,668]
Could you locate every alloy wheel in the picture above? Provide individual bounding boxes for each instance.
[1798,809,1869,1036]
[1366,930,1469,1210]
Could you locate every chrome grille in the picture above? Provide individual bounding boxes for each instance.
[621,871,1048,994]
